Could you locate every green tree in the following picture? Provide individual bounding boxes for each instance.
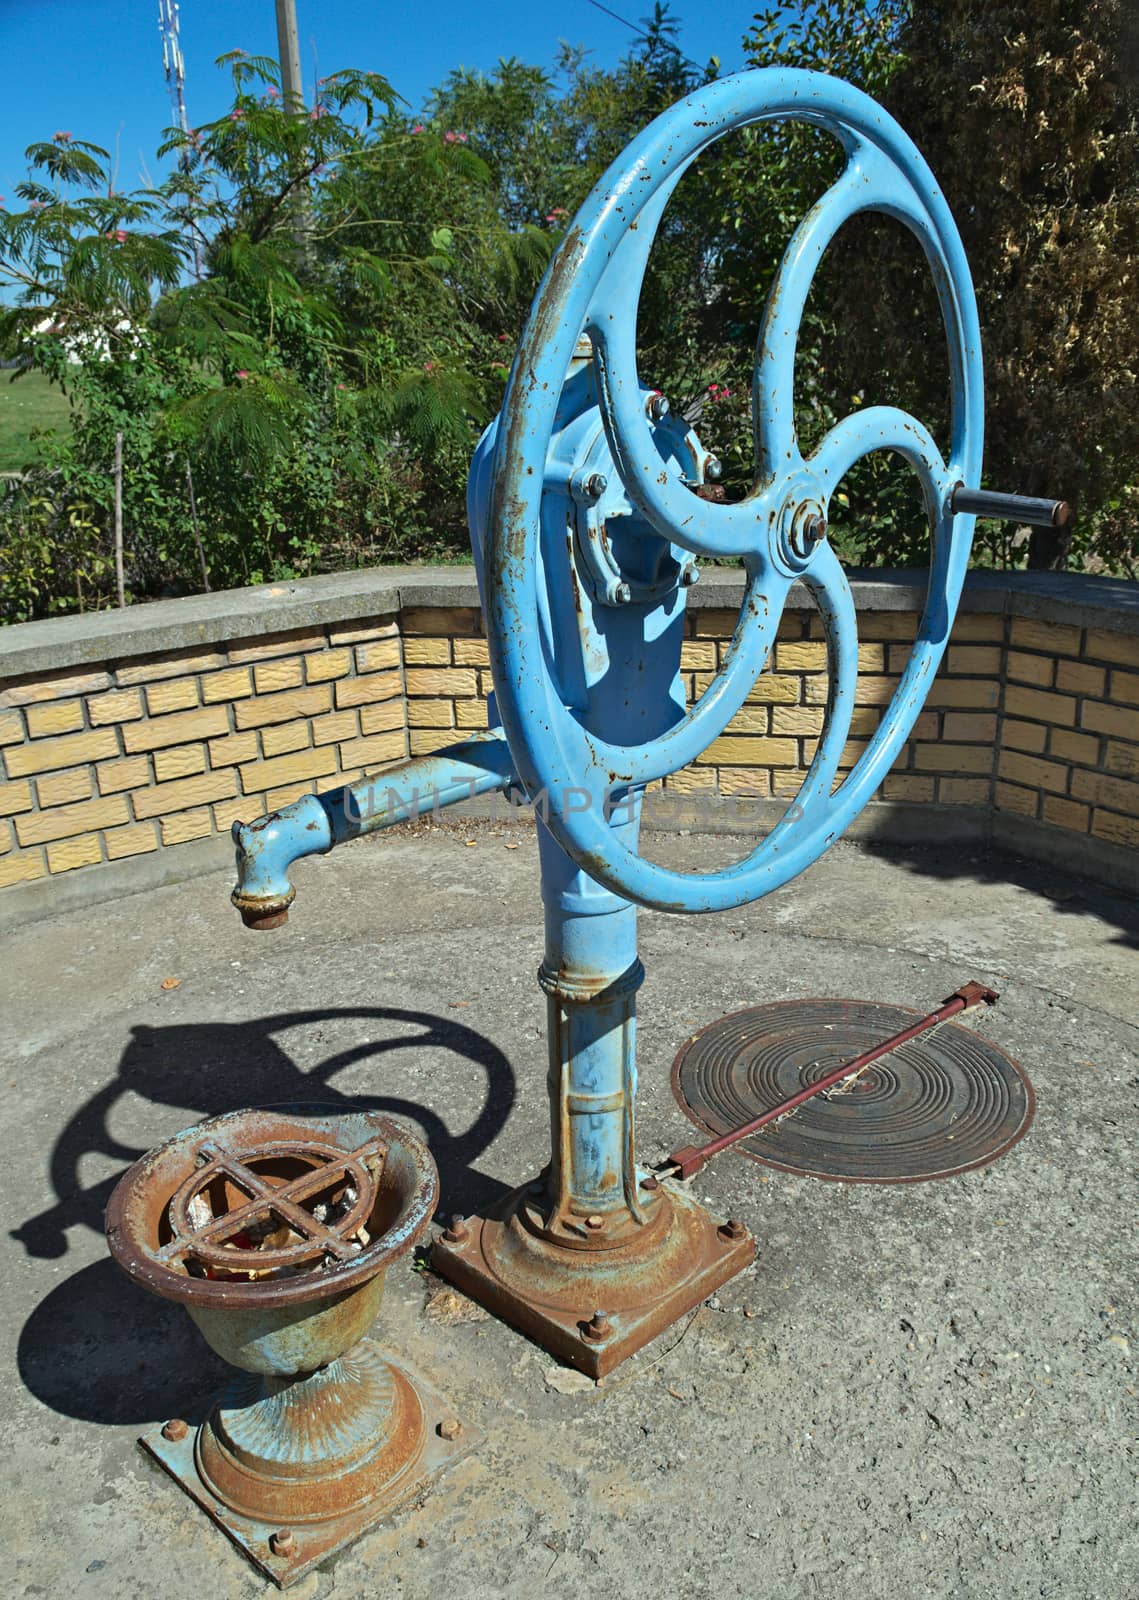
[672,1,914,547]
[0,54,491,617]
[870,1,1138,571]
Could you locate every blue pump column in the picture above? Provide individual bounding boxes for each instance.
[535,798,648,1229]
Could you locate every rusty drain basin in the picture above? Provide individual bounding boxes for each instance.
[105,1106,474,1588]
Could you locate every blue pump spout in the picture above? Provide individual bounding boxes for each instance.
[230,730,517,928]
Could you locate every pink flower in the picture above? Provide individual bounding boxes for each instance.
[410,124,424,134]
[497,333,509,342]
[104,229,128,242]
[310,105,326,121]
[268,87,279,98]
[443,130,467,144]
[336,383,346,390]
[424,360,437,373]
[545,207,567,221]
[230,109,243,122]
[235,369,249,380]
[53,131,72,143]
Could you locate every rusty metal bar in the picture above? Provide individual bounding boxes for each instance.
[650,982,999,1184]
[156,1137,384,1270]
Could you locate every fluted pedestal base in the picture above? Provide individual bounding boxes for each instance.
[141,1340,476,1587]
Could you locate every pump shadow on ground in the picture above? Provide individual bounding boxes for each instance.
[860,838,1139,951]
[14,1006,517,1425]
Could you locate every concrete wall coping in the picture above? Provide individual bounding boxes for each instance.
[2,563,1136,681]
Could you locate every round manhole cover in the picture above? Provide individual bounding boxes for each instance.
[671,999,1034,1183]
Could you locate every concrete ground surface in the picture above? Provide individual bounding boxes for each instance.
[1,820,1136,1600]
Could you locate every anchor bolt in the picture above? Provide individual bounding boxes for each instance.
[442,1214,469,1244]
[718,1218,747,1243]
[584,472,608,500]
[582,1308,612,1342]
[647,393,670,421]
[161,1418,189,1442]
[269,1529,298,1558]
[437,1417,463,1441]
[585,1214,606,1231]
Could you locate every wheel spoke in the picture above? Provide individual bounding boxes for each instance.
[583,157,783,560]
[754,154,883,478]
[541,567,793,792]
[763,546,858,847]
[802,405,964,820]
[612,566,793,786]
[826,491,958,819]
[582,171,755,557]
[810,404,951,506]
[590,320,777,561]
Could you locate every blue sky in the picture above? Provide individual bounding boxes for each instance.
[0,1,763,198]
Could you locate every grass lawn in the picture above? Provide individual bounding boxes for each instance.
[0,369,71,473]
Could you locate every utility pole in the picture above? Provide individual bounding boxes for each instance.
[274,0,304,111]
[273,0,312,265]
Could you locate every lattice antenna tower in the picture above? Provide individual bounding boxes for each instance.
[158,0,203,278]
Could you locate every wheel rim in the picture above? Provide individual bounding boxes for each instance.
[486,67,983,914]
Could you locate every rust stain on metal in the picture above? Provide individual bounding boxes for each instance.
[432,1178,754,1378]
[106,1106,436,1312]
[670,994,1034,1185]
[661,983,1004,1183]
[108,1107,478,1588]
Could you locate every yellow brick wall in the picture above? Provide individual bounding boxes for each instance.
[673,607,1003,806]
[993,618,1139,849]
[0,617,408,889]
[1,596,1136,893]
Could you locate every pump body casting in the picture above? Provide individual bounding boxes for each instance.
[230,68,1027,1372]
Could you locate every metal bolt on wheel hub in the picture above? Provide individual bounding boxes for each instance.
[671,1000,1035,1184]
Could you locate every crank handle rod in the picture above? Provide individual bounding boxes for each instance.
[648,981,1000,1186]
[950,485,1070,528]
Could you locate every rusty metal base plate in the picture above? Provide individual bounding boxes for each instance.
[432,1182,754,1378]
[140,1345,478,1588]
[672,999,1035,1184]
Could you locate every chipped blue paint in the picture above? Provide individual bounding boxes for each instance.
[230,731,516,926]
[481,67,982,915]
[230,67,985,1247]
